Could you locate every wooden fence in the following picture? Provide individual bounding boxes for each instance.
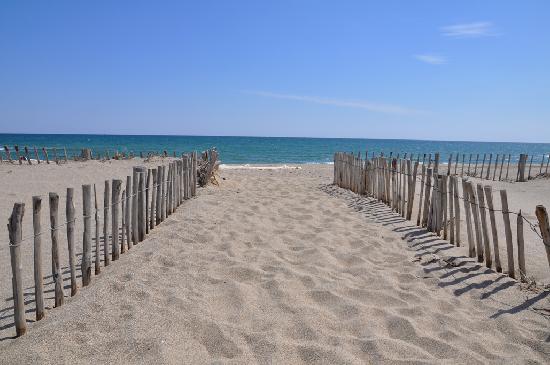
[360,151,550,182]
[6,148,219,337]
[334,152,550,283]
[1,145,192,164]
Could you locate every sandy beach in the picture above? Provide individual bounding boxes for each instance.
[0,161,548,363]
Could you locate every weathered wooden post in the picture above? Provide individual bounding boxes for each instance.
[462,179,475,258]
[32,196,45,320]
[151,168,157,229]
[138,168,146,241]
[53,147,59,164]
[421,168,433,227]
[66,188,78,296]
[476,184,492,268]
[33,146,40,163]
[4,145,13,163]
[42,147,50,164]
[517,210,526,281]
[132,168,139,245]
[156,166,162,225]
[534,205,550,272]
[125,176,132,249]
[49,193,64,307]
[8,202,27,336]
[112,179,122,260]
[14,145,22,164]
[145,169,151,235]
[82,184,93,286]
[483,186,502,272]
[93,184,101,275]
[24,146,32,165]
[160,165,166,222]
[500,190,515,278]
[103,180,110,266]
[121,190,126,254]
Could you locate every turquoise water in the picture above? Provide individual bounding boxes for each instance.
[1,134,549,164]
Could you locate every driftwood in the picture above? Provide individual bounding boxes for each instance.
[198,148,220,187]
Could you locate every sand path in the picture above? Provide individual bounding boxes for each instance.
[0,166,548,363]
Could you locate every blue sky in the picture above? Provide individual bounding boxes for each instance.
[1,0,549,142]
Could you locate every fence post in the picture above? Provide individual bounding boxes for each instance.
[33,146,40,164]
[103,180,110,266]
[14,145,22,164]
[151,168,157,230]
[93,184,101,275]
[476,184,492,268]
[138,167,147,241]
[53,147,59,164]
[49,193,64,307]
[132,168,139,245]
[156,166,162,225]
[82,184,93,286]
[4,145,13,163]
[121,189,126,254]
[42,147,49,164]
[534,205,550,271]
[483,186,502,272]
[8,203,26,337]
[452,177,461,246]
[517,210,526,281]
[421,168,433,227]
[24,146,32,165]
[126,176,132,249]
[32,196,45,320]
[160,165,166,222]
[112,179,122,260]
[66,188,78,296]
[500,189,515,278]
[145,169,151,235]
[461,179,475,258]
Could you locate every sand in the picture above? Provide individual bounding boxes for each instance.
[0,162,548,363]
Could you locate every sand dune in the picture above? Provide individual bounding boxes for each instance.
[0,164,548,363]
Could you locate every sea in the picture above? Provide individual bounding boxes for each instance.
[1,134,549,165]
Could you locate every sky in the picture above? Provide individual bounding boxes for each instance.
[0,0,549,142]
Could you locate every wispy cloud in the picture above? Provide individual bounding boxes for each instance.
[244,91,427,116]
[441,21,497,38]
[414,54,446,65]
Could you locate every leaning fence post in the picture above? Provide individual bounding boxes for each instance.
[4,145,13,163]
[34,146,40,164]
[534,205,550,272]
[66,188,78,296]
[14,145,22,164]
[112,179,122,260]
[49,193,64,307]
[500,189,515,279]
[24,146,32,165]
[32,196,45,321]
[82,184,93,286]
[8,202,27,336]
[42,147,49,164]
[138,168,146,241]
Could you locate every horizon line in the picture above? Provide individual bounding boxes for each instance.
[1,132,549,145]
